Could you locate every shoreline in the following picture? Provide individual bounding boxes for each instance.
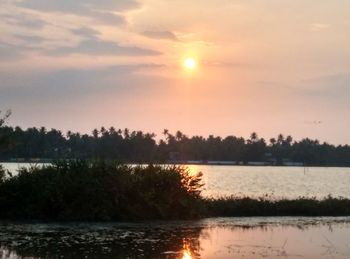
[1,160,350,167]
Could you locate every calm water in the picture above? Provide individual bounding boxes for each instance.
[2,163,350,199]
[1,163,350,258]
[186,165,350,199]
[1,217,350,258]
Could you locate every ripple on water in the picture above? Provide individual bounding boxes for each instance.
[0,217,350,258]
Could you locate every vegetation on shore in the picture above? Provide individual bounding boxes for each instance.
[205,196,350,217]
[0,161,205,220]
[1,125,350,166]
[0,161,349,221]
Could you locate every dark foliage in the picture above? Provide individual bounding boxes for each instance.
[205,196,350,217]
[1,127,350,166]
[1,162,350,221]
[0,161,205,221]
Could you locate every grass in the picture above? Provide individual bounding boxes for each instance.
[0,161,349,221]
[205,196,350,217]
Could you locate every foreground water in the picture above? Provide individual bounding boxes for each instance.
[3,163,350,199]
[1,217,350,259]
[1,163,350,258]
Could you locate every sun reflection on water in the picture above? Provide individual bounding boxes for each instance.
[181,240,193,259]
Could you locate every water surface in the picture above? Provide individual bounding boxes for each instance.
[1,217,349,258]
[186,165,350,199]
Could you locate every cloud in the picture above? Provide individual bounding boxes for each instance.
[141,31,179,41]
[45,38,162,56]
[0,63,164,104]
[71,27,100,40]
[92,11,126,25]
[1,13,46,29]
[0,42,37,60]
[0,43,22,60]
[14,34,46,44]
[297,73,350,108]
[19,0,140,12]
[19,0,141,25]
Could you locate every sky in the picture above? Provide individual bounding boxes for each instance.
[1,0,350,144]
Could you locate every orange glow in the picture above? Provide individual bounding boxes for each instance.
[183,57,197,70]
[182,240,193,259]
[182,250,192,259]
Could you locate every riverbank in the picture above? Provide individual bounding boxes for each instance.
[1,161,350,221]
[3,159,350,167]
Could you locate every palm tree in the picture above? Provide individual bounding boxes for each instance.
[123,128,130,139]
[248,132,258,144]
[109,127,116,135]
[277,134,284,145]
[270,138,277,146]
[92,129,99,139]
[67,130,73,139]
[175,131,184,141]
[285,135,293,145]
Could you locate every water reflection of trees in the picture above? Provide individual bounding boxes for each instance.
[0,223,202,259]
[1,220,349,259]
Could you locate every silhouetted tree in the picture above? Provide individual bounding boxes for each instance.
[0,124,349,166]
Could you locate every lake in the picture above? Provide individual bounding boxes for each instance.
[1,163,350,258]
[3,163,350,199]
[1,217,350,258]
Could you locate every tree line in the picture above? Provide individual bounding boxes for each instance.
[0,125,350,166]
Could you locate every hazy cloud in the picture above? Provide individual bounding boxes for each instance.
[19,0,141,25]
[0,63,164,103]
[71,27,100,40]
[0,43,22,60]
[14,34,45,44]
[45,38,162,56]
[298,73,350,109]
[19,0,140,12]
[92,11,126,25]
[1,13,46,29]
[0,42,33,60]
[141,31,179,41]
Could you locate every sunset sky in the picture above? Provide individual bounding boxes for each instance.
[1,0,350,144]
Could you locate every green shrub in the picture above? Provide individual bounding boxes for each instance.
[0,161,205,220]
[1,161,350,221]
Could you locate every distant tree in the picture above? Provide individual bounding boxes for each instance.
[269,138,276,146]
[123,128,130,139]
[0,116,349,165]
[0,110,11,127]
[285,135,293,145]
[109,127,116,135]
[250,132,258,143]
[92,129,99,139]
[277,134,284,145]
[0,110,11,147]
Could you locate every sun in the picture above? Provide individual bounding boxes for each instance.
[183,57,197,70]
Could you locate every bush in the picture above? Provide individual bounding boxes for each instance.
[0,161,205,221]
[0,165,5,184]
[204,196,350,217]
[1,161,350,221]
